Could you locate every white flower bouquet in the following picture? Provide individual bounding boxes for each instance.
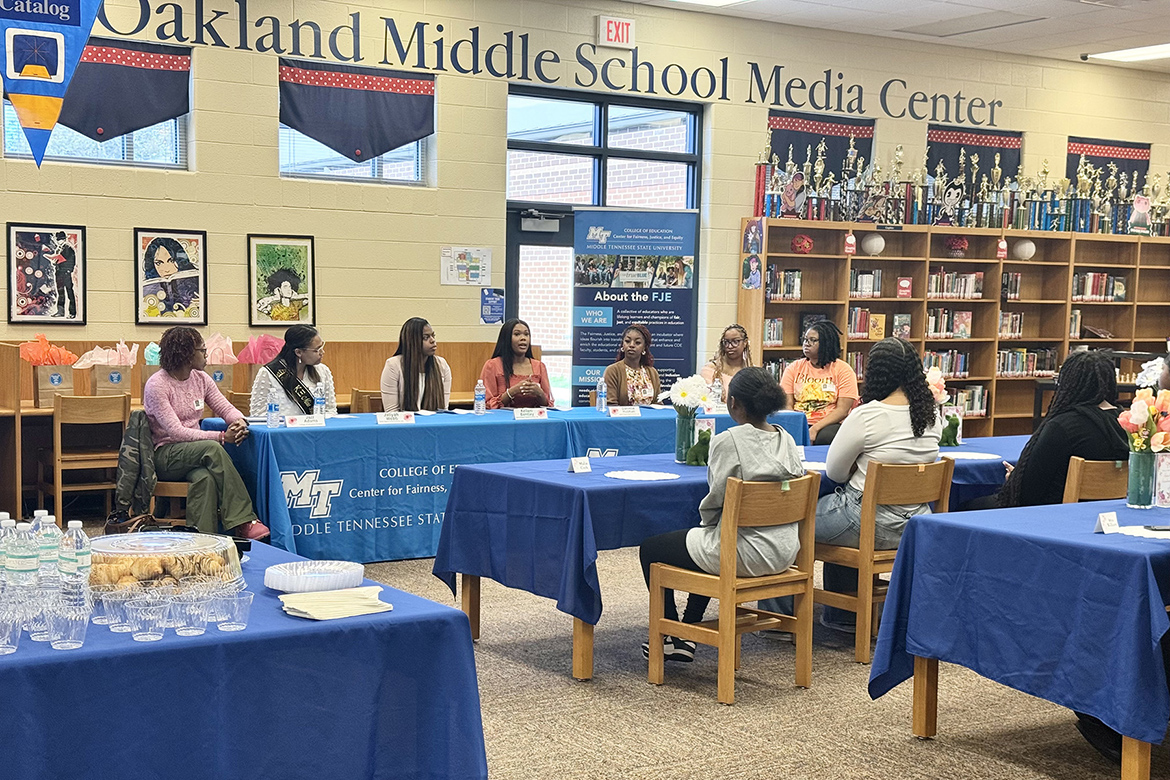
[659,375,711,418]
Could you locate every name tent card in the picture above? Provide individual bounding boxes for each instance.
[1095,511,1119,534]
[569,457,592,473]
[608,406,641,418]
[703,403,729,415]
[285,414,326,428]
[376,412,416,425]
[513,408,548,420]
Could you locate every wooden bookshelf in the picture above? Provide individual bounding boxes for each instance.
[738,219,1169,436]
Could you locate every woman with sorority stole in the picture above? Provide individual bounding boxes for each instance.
[381,317,452,412]
[143,326,269,540]
[480,319,553,409]
[250,325,337,417]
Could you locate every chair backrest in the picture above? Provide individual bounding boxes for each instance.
[227,392,251,415]
[857,458,955,552]
[351,388,383,413]
[1063,456,1128,503]
[718,472,821,582]
[53,394,131,454]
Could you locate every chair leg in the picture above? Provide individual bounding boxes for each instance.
[794,588,813,688]
[734,630,741,671]
[648,570,665,686]
[855,566,875,664]
[54,465,63,524]
[717,599,736,705]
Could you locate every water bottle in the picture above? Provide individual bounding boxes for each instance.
[33,514,63,584]
[710,377,723,404]
[32,509,47,522]
[267,386,281,428]
[0,517,14,592]
[5,523,40,620]
[313,384,326,418]
[596,379,608,413]
[474,379,486,416]
[58,520,91,608]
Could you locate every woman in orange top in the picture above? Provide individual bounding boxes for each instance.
[780,320,858,444]
[480,319,553,409]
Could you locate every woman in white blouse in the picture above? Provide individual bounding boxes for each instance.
[381,317,452,412]
[249,325,337,416]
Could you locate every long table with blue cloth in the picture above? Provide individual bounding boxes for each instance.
[868,501,1170,780]
[0,541,488,780]
[205,407,809,563]
[432,437,1025,680]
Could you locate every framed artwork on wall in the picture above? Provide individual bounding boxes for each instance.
[7,223,86,325]
[135,228,208,325]
[248,234,315,326]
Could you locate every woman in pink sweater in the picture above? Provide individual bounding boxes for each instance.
[143,327,269,540]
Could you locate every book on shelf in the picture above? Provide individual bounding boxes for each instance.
[1000,272,1021,301]
[1069,308,1082,338]
[996,347,1058,377]
[927,268,984,300]
[893,314,912,340]
[762,359,791,383]
[953,311,972,340]
[926,308,973,339]
[868,313,886,340]
[847,351,866,380]
[848,307,871,339]
[849,269,882,299]
[998,311,1024,339]
[800,312,830,336]
[896,277,913,298]
[1072,272,1126,302]
[763,317,784,347]
[923,350,970,378]
[952,384,989,418]
[767,267,803,302]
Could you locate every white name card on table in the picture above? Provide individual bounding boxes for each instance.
[285,414,326,428]
[608,406,641,418]
[514,408,548,420]
[376,412,416,425]
[703,403,729,415]
[569,457,592,473]
[1095,511,1120,534]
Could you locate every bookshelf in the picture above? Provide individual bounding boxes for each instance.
[738,218,1170,436]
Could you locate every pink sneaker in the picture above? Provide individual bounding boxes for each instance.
[232,520,270,541]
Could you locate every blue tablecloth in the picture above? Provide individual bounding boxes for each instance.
[0,542,487,780]
[802,434,1028,506]
[869,501,1170,745]
[556,407,810,457]
[433,453,710,625]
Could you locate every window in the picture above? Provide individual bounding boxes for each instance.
[279,126,425,184]
[2,102,187,168]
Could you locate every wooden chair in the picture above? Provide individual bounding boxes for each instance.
[37,394,131,523]
[1062,456,1128,503]
[649,472,821,704]
[151,480,190,524]
[226,391,251,415]
[350,388,383,413]
[814,458,955,664]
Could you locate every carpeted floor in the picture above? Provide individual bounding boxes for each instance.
[365,547,1167,780]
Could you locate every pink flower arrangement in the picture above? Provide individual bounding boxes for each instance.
[1119,388,1170,452]
[944,236,969,253]
[925,366,950,405]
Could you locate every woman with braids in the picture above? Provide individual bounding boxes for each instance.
[381,317,451,412]
[780,320,858,444]
[603,324,660,406]
[480,319,553,409]
[142,327,269,540]
[699,324,753,401]
[250,324,336,417]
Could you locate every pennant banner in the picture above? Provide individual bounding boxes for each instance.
[1065,136,1150,184]
[0,0,103,165]
[767,109,874,182]
[926,125,1022,185]
[279,58,435,163]
[57,37,191,142]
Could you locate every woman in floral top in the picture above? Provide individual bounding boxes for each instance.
[603,324,661,405]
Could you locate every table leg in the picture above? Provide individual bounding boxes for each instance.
[1121,736,1151,780]
[460,574,480,641]
[912,656,938,739]
[572,618,594,681]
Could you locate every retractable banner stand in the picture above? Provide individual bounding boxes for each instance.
[571,210,697,406]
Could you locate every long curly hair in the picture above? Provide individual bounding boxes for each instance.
[614,324,654,367]
[806,320,842,368]
[491,319,534,383]
[999,350,1119,507]
[159,326,202,373]
[861,338,936,437]
[708,324,753,378]
[393,317,445,411]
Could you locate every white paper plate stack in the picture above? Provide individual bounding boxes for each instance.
[264,560,365,593]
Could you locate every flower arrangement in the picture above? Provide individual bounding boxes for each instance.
[925,366,951,405]
[944,236,968,253]
[1118,388,1170,452]
[659,375,711,418]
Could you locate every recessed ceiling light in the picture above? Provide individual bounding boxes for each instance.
[664,0,753,7]
[1088,43,1170,62]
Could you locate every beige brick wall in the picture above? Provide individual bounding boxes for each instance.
[2,0,1168,369]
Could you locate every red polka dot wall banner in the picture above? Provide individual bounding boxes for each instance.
[1065,136,1150,184]
[766,109,875,187]
[57,37,191,142]
[925,124,1022,187]
[278,57,435,163]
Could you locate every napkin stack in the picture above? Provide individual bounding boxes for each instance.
[278,586,393,620]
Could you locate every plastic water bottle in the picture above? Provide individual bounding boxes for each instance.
[32,509,47,523]
[474,379,486,415]
[0,517,14,592]
[33,514,63,584]
[267,386,281,428]
[313,384,326,418]
[596,379,608,413]
[5,523,40,620]
[58,520,91,608]
[710,377,723,404]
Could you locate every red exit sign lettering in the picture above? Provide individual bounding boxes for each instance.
[597,16,635,49]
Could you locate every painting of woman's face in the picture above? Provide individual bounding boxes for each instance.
[154,246,178,279]
[278,280,294,296]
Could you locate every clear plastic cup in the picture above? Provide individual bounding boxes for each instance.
[178,576,215,594]
[105,586,142,633]
[48,605,90,650]
[216,592,254,632]
[174,594,211,637]
[0,600,22,655]
[91,584,116,625]
[126,598,168,642]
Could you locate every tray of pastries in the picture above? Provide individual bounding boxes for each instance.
[90,532,244,590]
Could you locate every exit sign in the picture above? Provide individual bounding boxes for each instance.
[597,16,635,49]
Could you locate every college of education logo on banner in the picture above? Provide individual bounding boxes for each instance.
[0,0,104,165]
[571,209,698,407]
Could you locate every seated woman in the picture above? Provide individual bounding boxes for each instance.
[699,324,752,401]
[812,338,941,631]
[381,317,452,412]
[143,326,269,540]
[249,324,336,417]
[638,367,805,662]
[603,324,661,406]
[780,320,857,444]
[481,319,553,408]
